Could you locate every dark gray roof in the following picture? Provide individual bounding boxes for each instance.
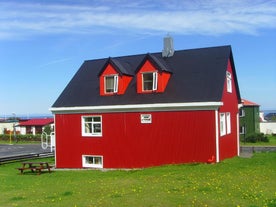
[52,45,241,108]
[98,57,134,76]
[138,53,172,73]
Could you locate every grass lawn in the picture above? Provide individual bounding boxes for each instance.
[0,153,275,207]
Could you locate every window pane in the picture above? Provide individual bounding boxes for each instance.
[153,72,157,90]
[94,157,102,164]
[226,112,231,134]
[84,117,92,122]
[85,123,92,133]
[226,72,232,93]
[220,113,226,136]
[143,73,153,91]
[92,117,101,122]
[114,75,118,92]
[93,123,101,133]
[106,76,114,92]
[86,156,94,164]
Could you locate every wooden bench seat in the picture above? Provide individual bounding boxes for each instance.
[17,162,53,175]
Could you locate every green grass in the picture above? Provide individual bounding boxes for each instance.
[1,153,276,207]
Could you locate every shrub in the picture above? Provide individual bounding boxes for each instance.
[245,133,269,143]
[0,134,41,142]
[245,134,257,143]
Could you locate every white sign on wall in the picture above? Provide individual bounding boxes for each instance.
[140,114,152,124]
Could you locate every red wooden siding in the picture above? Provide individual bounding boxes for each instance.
[99,63,132,96]
[136,60,171,93]
[218,59,239,161]
[55,110,217,169]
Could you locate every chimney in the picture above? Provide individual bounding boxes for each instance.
[162,35,174,58]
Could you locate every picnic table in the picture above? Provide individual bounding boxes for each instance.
[17,162,53,175]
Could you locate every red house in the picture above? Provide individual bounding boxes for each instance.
[51,41,241,169]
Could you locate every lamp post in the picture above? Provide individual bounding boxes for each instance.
[12,112,17,143]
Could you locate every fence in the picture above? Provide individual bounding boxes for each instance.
[260,122,276,134]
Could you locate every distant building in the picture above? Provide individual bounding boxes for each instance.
[239,99,260,139]
[0,119,20,135]
[17,118,54,135]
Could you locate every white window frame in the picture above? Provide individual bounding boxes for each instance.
[226,71,232,93]
[153,72,158,90]
[105,75,118,93]
[141,114,152,124]
[239,126,245,134]
[142,72,158,91]
[220,113,226,136]
[239,109,245,117]
[82,116,102,137]
[82,155,103,168]
[226,112,231,134]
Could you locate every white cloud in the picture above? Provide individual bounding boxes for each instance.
[0,0,276,40]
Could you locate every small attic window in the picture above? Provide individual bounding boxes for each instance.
[142,72,157,91]
[226,71,232,93]
[105,75,118,93]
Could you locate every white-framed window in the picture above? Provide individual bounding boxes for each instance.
[220,113,226,136]
[142,72,157,91]
[141,114,152,124]
[226,112,231,134]
[105,75,118,93]
[239,126,245,134]
[239,109,245,117]
[82,116,102,137]
[226,71,232,93]
[220,112,232,136]
[82,155,103,168]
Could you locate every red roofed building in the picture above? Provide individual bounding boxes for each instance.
[241,99,259,107]
[18,118,54,135]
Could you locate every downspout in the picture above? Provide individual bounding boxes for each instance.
[237,103,243,156]
[52,114,57,168]
[237,113,240,156]
[215,110,220,162]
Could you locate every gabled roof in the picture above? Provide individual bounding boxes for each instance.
[241,99,260,106]
[137,53,172,73]
[52,45,241,108]
[98,57,133,76]
[18,118,54,126]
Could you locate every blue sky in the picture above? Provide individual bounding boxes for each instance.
[0,0,275,116]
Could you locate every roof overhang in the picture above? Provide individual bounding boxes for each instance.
[50,102,223,114]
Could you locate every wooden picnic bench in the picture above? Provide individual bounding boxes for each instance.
[17,162,53,175]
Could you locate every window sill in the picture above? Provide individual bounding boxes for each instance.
[82,134,102,137]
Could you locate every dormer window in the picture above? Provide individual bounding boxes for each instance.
[136,55,172,94]
[105,75,118,93]
[142,72,157,91]
[99,59,133,96]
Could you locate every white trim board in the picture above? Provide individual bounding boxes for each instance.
[50,102,223,114]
